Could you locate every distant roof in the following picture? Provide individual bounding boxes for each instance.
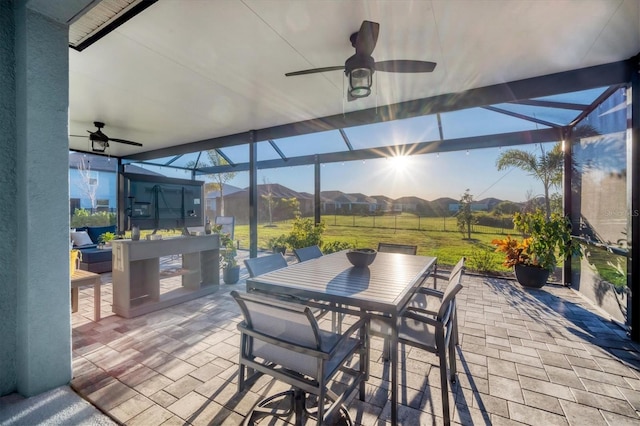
[206,183,244,199]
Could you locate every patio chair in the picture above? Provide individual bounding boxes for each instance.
[244,253,288,278]
[369,268,464,426]
[376,242,418,255]
[373,260,465,358]
[231,290,368,426]
[245,253,331,321]
[292,245,352,332]
[408,257,466,347]
[293,245,323,262]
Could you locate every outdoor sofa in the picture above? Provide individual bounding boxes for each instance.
[70,225,116,274]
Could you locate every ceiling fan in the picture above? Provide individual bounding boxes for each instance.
[285,20,436,100]
[70,121,143,153]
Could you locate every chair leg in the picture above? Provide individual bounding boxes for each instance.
[237,363,245,393]
[316,379,325,426]
[381,337,391,362]
[448,337,457,384]
[452,309,460,346]
[437,336,451,426]
[359,326,367,401]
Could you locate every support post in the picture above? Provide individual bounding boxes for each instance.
[314,155,321,225]
[563,127,573,286]
[249,131,258,258]
[629,55,640,341]
[117,159,126,234]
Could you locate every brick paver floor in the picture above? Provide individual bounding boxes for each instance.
[70,252,640,425]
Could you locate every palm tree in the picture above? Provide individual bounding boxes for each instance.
[496,143,563,219]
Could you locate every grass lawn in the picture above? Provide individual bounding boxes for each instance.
[234,214,510,271]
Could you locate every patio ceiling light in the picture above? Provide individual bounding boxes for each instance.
[346,54,375,99]
[91,140,109,153]
[348,68,372,98]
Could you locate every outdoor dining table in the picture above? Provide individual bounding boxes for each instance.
[245,250,437,425]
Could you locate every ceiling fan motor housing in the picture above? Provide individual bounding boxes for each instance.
[89,129,109,142]
[345,54,375,75]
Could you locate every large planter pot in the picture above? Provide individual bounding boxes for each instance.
[514,264,550,288]
[272,246,286,255]
[223,266,240,284]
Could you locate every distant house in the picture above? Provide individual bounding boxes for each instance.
[371,195,394,212]
[68,152,161,215]
[213,183,313,224]
[322,191,377,214]
[204,183,244,218]
[394,196,429,213]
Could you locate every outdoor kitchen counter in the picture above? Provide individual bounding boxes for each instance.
[111,234,220,318]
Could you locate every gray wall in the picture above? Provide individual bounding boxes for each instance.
[1,1,72,396]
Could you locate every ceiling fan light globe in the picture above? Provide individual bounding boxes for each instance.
[349,67,372,98]
[91,140,108,153]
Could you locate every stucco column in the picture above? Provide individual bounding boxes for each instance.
[13,3,71,396]
[0,0,19,396]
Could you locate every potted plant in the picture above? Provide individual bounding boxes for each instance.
[220,236,240,284]
[492,210,581,288]
[98,231,116,247]
[268,234,289,255]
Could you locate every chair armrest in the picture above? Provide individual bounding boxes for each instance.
[432,273,450,281]
[407,306,437,316]
[326,316,367,357]
[416,287,444,297]
[403,310,440,327]
[238,322,330,359]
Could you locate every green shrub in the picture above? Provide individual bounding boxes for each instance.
[71,209,116,227]
[286,217,326,249]
[322,241,354,254]
[467,247,500,274]
[475,212,514,229]
[267,234,289,249]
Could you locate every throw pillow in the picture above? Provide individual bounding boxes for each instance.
[71,231,93,247]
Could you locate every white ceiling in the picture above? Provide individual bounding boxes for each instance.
[67,0,640,157]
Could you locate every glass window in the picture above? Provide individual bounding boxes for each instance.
[571,86,629,325]
[217,145,248,164]
[534,87,608,105]
[273,130,348,157]
[489,103,578,127]
[69,151,117,225]
[343,114,441,150]
[440,107,543,140]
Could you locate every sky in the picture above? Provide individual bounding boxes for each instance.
[133,91,587,203]
[242,146,549,202]
[150,138,554,203]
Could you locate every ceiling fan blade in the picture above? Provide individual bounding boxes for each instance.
[285,66,345,76]
[70,134,88,138]
[354,21,379,56]
[109,137,143,147]
[375,60,437,73]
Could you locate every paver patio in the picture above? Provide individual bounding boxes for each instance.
[70,253,640,425]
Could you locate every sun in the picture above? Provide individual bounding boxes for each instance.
[387,155,411,170]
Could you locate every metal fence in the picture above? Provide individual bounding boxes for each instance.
[323,214,512,235]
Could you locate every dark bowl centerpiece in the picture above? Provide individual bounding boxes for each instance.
[346,248,377,267]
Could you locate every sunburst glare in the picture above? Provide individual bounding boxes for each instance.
[387,155,412,171]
